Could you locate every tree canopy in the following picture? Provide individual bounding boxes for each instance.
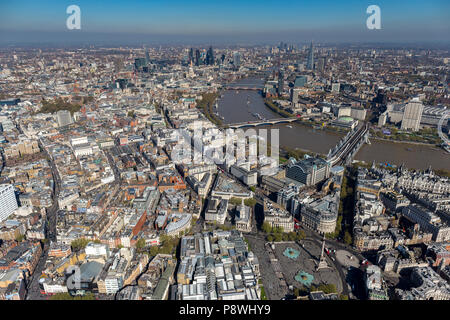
[229,197,243,206]
[39,98,82,115]
[311,283,337,294]
[344,231,353,245]
[261,222,272,233]
[71,238,90,251]
[244,198,257,207]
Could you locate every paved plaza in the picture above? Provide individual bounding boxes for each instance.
[335,249,360,268]
[272,241,343,293]
[246,235,288,300]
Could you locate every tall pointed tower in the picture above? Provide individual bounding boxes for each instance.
[316,234,330,270]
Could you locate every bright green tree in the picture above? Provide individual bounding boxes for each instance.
[71,238,90,251]
[244,198,257,207]
[288,232,297,241]
[273,226,284,234]
[296,230,306,240]
[149,246,159,256]
[136,238,146,251]
[344,231,353,245]
[261,222,272,233]
[273,233,282,242]
[229,197,242,206]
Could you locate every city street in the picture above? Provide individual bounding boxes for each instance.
[25,141,61,300]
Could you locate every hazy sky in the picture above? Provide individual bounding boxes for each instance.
[0,0,449,45]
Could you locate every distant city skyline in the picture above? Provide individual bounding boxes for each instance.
[0,0,449,45]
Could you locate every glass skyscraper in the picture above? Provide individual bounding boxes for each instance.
[0,184,18,222]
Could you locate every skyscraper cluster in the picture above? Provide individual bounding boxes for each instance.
[188,47,215,66]
[206,46,214,66]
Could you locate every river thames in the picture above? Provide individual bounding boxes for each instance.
[216,78,449,171]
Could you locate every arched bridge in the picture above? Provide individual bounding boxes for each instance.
[222,83,264,91]
[225,117,298,129]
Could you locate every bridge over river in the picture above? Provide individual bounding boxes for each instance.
[221,83,264,91]
[326,123,370,167]
[225,117,299,129]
